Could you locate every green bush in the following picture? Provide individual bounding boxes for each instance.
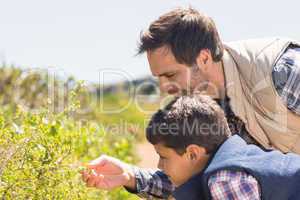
[0,85,140,200]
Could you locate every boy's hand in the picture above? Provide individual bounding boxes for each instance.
[80,155,136,190]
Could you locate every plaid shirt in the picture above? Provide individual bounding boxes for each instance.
[272,44,300,115]
[208,170,260,200]
[128,44,300,199]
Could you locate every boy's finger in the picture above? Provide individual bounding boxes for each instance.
[81,171,92,182]
[79,163,94,175]
[86,177,97,187]
[81,171,88,182]
[94,175,108,189]
[86,172,103,187]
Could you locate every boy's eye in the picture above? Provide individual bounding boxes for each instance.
[160,156,167,160]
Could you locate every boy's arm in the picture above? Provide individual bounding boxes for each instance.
[208,170,261,200]
[81,155,174,199]
[125,166,175,199]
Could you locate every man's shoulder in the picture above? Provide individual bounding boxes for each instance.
[223,37,295,62]
[224,37,293,47]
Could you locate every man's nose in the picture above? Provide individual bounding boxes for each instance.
[158,77,179,95]
[158,76,169,93]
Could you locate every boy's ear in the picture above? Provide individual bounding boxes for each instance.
[186,144,207,161]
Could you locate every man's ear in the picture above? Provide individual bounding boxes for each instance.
[195,49,213,72]
[185,144,207,161]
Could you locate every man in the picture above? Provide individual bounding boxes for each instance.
[82,7,300,199]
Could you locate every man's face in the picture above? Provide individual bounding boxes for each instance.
[154,143,195,187]
[147,46,209,96]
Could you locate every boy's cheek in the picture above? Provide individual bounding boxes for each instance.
[168,167,189,186]
[172,176,188,187]
[167,170,180,185]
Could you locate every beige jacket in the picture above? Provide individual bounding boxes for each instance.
[223,38,300,154]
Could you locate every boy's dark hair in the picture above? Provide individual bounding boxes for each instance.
[138,7,224,65]
[146,95,231,155]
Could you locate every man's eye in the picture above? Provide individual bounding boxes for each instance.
[166,74,175,78]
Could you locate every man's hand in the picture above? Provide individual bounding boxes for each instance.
[80,155,136,190]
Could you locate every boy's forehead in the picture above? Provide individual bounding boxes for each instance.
[154,143,173,154]
[154,143,163,151]
[154,143,166,153]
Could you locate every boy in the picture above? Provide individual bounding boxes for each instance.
[144,95,300,199]
[82,95,300,199]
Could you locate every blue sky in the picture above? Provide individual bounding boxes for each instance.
[0,0,299,84]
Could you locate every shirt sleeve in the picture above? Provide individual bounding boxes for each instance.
[124,166,175,199]
[272,45,300,115]
[208,170,261,200]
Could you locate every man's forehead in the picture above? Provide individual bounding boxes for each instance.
[147,46,170,57]
[154,68,177,77]
[147,49,179,76]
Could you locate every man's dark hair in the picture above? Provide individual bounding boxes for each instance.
[138,7,224,65]
[146,95,231,155]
